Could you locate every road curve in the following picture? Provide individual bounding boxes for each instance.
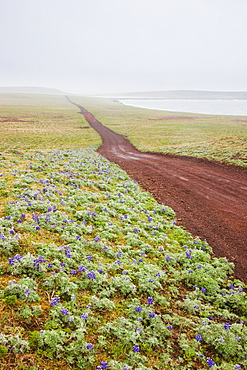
[66,97,247,283]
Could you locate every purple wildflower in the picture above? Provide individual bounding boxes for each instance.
[65,249,71,258]
[147,297,153,305]
[61,307,69,315]
[135,306,142,312]
[8,257,15,265]
[78,264,87,272]
[201,287,207,293]
[87,271,96,280]
[195,334,203,341]
[186,250,193,259]
[206,357,215,367]
[81,313,88,321]
[133,345,140,352]
[234,365,241,370]
[86,343,94,350]
[99,361,108,369]
[24,288,31,296]
[149,312,156,318]
[8,254,22,265]
[224,323,231,330]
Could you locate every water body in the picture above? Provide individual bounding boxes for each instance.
[119,99,247,116]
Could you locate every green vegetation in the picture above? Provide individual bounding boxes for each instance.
[0,94,100,151]
[0,149,246,369]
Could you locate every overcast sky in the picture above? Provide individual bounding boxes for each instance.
[1,0,247,94]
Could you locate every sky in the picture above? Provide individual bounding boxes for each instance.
[1,0,247,94]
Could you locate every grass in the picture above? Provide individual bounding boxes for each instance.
[0,94,100,151]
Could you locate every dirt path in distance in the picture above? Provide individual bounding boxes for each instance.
[66,97,247,283]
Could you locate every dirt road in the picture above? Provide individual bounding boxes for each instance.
[66,97,247,283]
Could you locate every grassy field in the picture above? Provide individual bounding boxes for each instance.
[0,94,100,151]
[1,93,246,166]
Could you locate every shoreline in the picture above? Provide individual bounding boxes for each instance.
[117,98,247,117]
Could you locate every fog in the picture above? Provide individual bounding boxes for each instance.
[1,0,247,94]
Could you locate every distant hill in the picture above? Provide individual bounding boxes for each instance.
[102,90,247,100]
[0,86,67,95]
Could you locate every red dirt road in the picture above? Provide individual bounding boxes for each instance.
[67,97,247,283]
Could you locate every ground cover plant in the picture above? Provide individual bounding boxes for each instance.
[0,148,246,370]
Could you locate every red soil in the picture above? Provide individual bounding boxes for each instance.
[67,97,247,283]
